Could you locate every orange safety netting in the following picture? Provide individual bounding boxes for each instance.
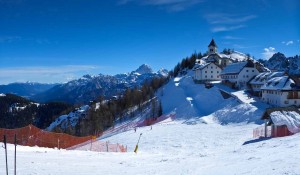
[68,140,127,152]
[0,124,127,152]
[0,124,91,149]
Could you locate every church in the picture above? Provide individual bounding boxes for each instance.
[193,39,232,82]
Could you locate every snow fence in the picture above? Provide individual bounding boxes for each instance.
[67,140,127,152]
[0,125,127,152]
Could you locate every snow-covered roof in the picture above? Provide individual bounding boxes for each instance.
[270,110,300,133]
[250,71,284,85]
[220,61,248,75]
[193,63,210,71]
[193,62,221,71]
[261,76,296,90]
[201,51,252,63]
[0,93,6,97]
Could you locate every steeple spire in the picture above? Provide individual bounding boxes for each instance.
[208,39,218,54]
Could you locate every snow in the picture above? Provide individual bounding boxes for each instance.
[1,121,300,174]
[261,76,295,90]
[0,93,6,97]
[221,61,248,75]
[250,71,284,85]
[1,70,299,174]
[270,111,300,133]
[47,105,89,131]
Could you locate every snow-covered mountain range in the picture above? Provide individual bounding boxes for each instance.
[0,82,57,98]
[32,64,168,104]
[263,52,300,74]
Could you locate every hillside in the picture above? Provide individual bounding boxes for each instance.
[0,93,73,129]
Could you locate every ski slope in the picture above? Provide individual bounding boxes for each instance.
[1,72,299,174]
[1,121,300,175]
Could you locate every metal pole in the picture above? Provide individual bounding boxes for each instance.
[14,134,17,175]
[4,135,8,175]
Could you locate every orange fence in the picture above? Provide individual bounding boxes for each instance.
[0,125,127,152]
[253,125,293,138]
[0,125,92,149]
[67,140,127,152]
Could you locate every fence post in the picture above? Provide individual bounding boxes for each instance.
[106,141,109,152]
[58,138,60,149]
[14,134,17,175]
[4,135,8,175]
[264,119,267,137]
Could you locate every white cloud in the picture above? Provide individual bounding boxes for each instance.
[262,47,276,60]
[205,13,257,24]
[282,40,295,46]
[118,0,204,12]
[286,40,294,45]
[0,65,101,84]
[211,25,246,33]
[222,36,243,40]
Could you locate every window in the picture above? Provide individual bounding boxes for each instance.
[205,71,207,73]
[288,91,300,99]
[217,71,219,73]
[211,75,213,78]
[246,70,249,72]
[252,70,254,72]
[205,75,207,78]
[211,66,213,69]
[246,75,249,78]
[211,71,213,73]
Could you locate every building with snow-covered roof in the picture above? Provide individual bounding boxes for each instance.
[220,60,260,89]
[249,71,285,96]
[258,107,300,137]
[261,76,300,107]
[193,62,222,82]
[200,39,233,68]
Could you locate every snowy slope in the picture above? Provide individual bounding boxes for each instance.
[1,121,300,175]
[1,70,299,175]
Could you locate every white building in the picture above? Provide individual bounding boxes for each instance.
[261,76,300,107]
[249,71,284,96]
[220,60,260,89]
[193,62,222,82]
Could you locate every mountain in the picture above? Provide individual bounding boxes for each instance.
[32,64,168,104]
[262,52,300,74]
[0,82,57,98]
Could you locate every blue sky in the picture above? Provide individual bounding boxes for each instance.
[0,0,299,84]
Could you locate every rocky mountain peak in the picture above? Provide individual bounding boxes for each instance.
[134,64,153,74]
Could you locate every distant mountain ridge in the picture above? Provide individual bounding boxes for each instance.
[262,52,300,74]
[32,64,168,104]
[0,82,57,98]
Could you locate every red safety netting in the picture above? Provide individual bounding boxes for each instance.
[253,125,293,138]
[0,125,92,149]
[0,124,127,152]
[68,140,127,152]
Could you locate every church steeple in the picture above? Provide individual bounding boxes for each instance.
[208,39,218,54]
